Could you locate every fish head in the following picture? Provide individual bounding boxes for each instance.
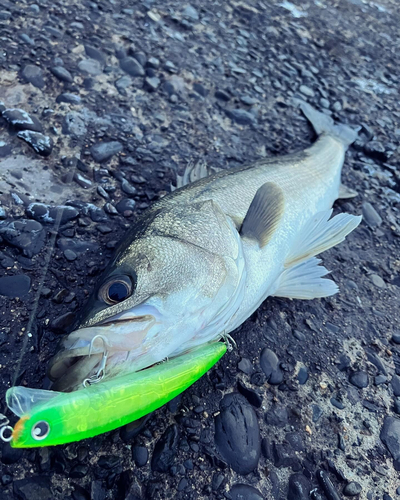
[48,205,242,392]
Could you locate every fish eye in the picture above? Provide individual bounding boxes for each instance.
[99,275,133,305]
[31,420,50,440]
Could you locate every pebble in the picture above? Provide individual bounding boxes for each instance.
[2,108,43,132]
[370,274,385,288]
[56,93,82,104]
[19,33,35,46]
[299,85,315,97]
[260,347,284,384]
[84,44,106,64]
[312,404,324,422]
[151,424,179,472]
[132,446,148,467]
[238,357,252,374]
[332,101,342,112]
[237,380,262,408]
[0,274,31,297]
[330,397,345,410]
[144,76,160,91]
[215,89,231,101]
[50,312,75,333]
[26,203,79,224]
[391,375,400,397]
[0,219,45,257]
[363,140,387,161]
[287,473,311,500]
[17,130,54,157]
[0,10,11,20]
[74,172,92,189]
[62,112,87,136]
[121,179,137,195]
[317,470,341,500]
[50,66,73,83]
[229,484,263,500]
[225,108,257,125]
[21,65,45,89]
[78,59,102,76]
[120,57,145,77]
[214,393,260,474]
[183,5,199,20]
[362,202,382,228]
[375,374,387,385]
[115,198,136,214]
[392,333,400,344]
[13,477,52,500]
[297,366,309,384]
[265,405,288,427]
[349,371,369,389]
[91,141,123,162]
[343,482,362,496]
[64,249,77,261]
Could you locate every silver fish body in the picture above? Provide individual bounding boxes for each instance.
[49,104,361,391]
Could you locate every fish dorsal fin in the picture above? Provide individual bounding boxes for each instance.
[338,183,358,200]
[285,210,362,268]
[240,182,285,248]
[272,257,338,299]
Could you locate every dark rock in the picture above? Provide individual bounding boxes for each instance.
[0,219,45,257]
[250,371,266,386]
[260,348,283,384]
[26,203,79,224]
[287,473,311,500]
[312,404,323,422]
[115,198,136,214]
[144,76,160,91]
[317,470,341,500]
[265,405,288,427]
[50,312,75,333]
[17,131,53,157]
[237,380,262,408]
[215,393,260,474]
[374,374,387,385]
[272,442,301,470]
[21,65,45,89]
[121,180,137,195]
[392,333,400,344]
[362,202,382,228]
[84,44,106,64]
[238,357,252,374]
[91,141,122,162]
[98,455,121,469]
[64,249,77,261]
[0,10,11,20]
[56,93,81,104]
[183,5,199,20]
[349,371,368,389]
[50,66,73,83]
[343,482,362,496]
[120,415,150,442]
[2,108,43,132]
[286,432,305,452]
[78,59,102,76]
[225,108,257,125]
[62,112,86,136]
[19,33,35,46]
[215,89,231,101]
[120,57,145,77]
[394,399,400,415]
[297,366,309,384]
[391,375,400,397]
[193,82,208,97]
[330,397,345,410]
[1,443,23,464]
[69,464,88,479]
[147,57,160,68]
[151,424,179,472]
[381,417,400,467]
[229,484,263,500]
[132,446,148,467]
[74,173,92,189]
[363,140,387,161]
[0,274,31,297]
[13,476,52,500]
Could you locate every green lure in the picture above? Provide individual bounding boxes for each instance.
[5,342,226,448]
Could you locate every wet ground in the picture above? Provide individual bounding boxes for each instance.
[0,0,400,498]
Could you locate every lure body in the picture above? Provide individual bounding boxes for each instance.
[6,342,226,448]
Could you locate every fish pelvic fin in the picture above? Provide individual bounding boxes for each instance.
[285,209,362,268]
[240,182,285,248]
[299,101,360,147]
[272,257,338,299]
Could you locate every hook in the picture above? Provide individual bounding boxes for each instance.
[83,335,109,388]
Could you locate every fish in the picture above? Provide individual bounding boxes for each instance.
[43,102,362,393]
[6,342,226,447]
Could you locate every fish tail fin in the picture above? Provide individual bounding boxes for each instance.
[299,101,359,147]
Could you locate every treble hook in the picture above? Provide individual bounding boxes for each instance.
[220,332,237,352]
[83,335,109,388]
[0,413,13,443]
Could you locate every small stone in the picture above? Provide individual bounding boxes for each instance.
[91,141,122,162]
[299,85,315,97]
[297,366,308,385]
[17,131,54,157]
[115,198,136,214]
[120,57,145,77]
[13,477,52,500]
[364,140,387,161]
[320,98,330,108]
[144,76,160,91]
[370,274,385,288]
[317,470,341,500]
[238,357,252,374]
[0,10,11,20]
[2,108,43,132]
[19,33,35,45]
[74,172,92,189]
[121,179,137,195]
[62,112,86,136]
[230,484,263,500]
[50,312,75,333]
[84,44,106,64]
[21,65,45,89]
[287,473,311,500]
[0,275,31,297]
[0,219,45,257]
[132,446,148,467]
[362,202,382,228]
[151,424,179,472]
[56,93,81,104]
[215,393,260,474]
[193,82,208,97]
[225,108,256,125]
[332,101,342,112]
[392,375,400,397]
[312,404,323,422]
[330,397,345,410]
[183,5,199,20]
[78,59,102,76]
[215,89,231,101]
[237,380,262,408]
[343,482,362,496]
[349,371,368,389]
[64,249,77,261]
[265,405,288,427]
[392,333,400,344]
[375,374,387,385]
[147,57,160,68]
[260,347,283,385]
[50,66,73,83]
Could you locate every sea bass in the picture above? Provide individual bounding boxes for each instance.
[47,103,362,392]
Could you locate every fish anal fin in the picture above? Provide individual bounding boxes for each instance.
[285,210,362,268]
[338,183,358,200]
[272,257,338,299]
[240,182,285,248]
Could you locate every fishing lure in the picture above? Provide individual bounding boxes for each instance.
[2,342,226,448]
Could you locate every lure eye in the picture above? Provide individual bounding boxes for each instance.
[31,421,50,440]
[99,275,133,305]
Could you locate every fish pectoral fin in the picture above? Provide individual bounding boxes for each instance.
[240,182,285,248]
[337,183,358,200]
[285,210,362,268]
[272,257,338,299]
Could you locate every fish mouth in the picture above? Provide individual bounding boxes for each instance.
[48,306,162,392]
